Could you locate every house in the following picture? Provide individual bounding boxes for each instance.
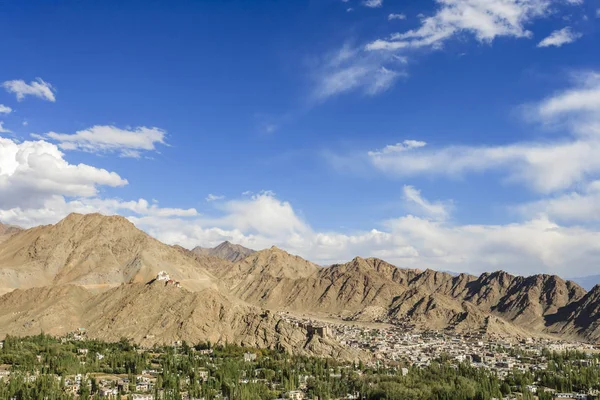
[131,395,153,400]
[99,387,119,397]
[156,271,170,281]
[554,394,589,399]
[285,390,304,400]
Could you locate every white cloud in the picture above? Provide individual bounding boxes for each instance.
[206,194,225,202]
[537,27,582,47]
[388,13,406,20]
[517,180,600,222]
[366,0,581,51]
[312,43,407,100]
[366,71,600,193]
[363,0,383,8]
[369,139,600,193]
[212,191,311,238]
[403,185,452,220]
[0,137,127,209]
[2,177,600,276]
[368,140,427,156]
[536,72,600,120]
[0,196,197,229]
[0,122,11,133]
[2,78,56,102]
[0,105,12,114]
[38,125,167,158]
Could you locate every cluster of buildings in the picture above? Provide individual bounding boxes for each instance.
[278,313,600,400]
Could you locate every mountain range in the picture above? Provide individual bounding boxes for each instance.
[0,213,599,358]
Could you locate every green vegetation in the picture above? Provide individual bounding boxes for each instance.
[0,334,599,399]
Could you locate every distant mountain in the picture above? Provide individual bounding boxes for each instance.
[192,241,255,263]
[0,222,22,244]
[571,275,600,291]
[211,252,589,339]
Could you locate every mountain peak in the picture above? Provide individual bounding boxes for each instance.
[192,240,255,263]
[237,246,319,279]
[0,221,23,242]
[0,212,218,293]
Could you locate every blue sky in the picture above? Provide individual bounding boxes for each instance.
[1,0,600,277]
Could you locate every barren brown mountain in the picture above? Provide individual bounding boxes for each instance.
[1,212,599,355]
[192,241,255,263]
[0,213,365,359]
[0,213,218,295]
[0,222,22,245]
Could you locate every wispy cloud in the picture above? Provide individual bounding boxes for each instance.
[362,71,600,194]
[2,78,56,102]
[0,122,11,133]
[388,13,406,21]
[36,125,167,158]
[403,185,452,220]
[537,27,582,48]
[363,0,382,8]
[366,0,581,51]
[206,194,225,202]
[312,43,407,100]
[0,105,12,114]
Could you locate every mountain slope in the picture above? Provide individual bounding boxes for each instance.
[0,213,219,294]
[0,222,22,244]
[0,280,365,360]
[222,252,592,340]
[1,212,599,348]
[192,241,255,263]
[545,285,600,342]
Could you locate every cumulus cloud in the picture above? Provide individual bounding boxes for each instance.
[0,137,127,209]
[212,191,311,238]
[2,179,600,276]
[537,27,582,47]
[0,196,197,229]
[0,105,12,114]
[37,125,167,158]
[366,0,581,51]
[2,78,56,102]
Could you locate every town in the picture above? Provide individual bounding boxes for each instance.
[2,318,600,400]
